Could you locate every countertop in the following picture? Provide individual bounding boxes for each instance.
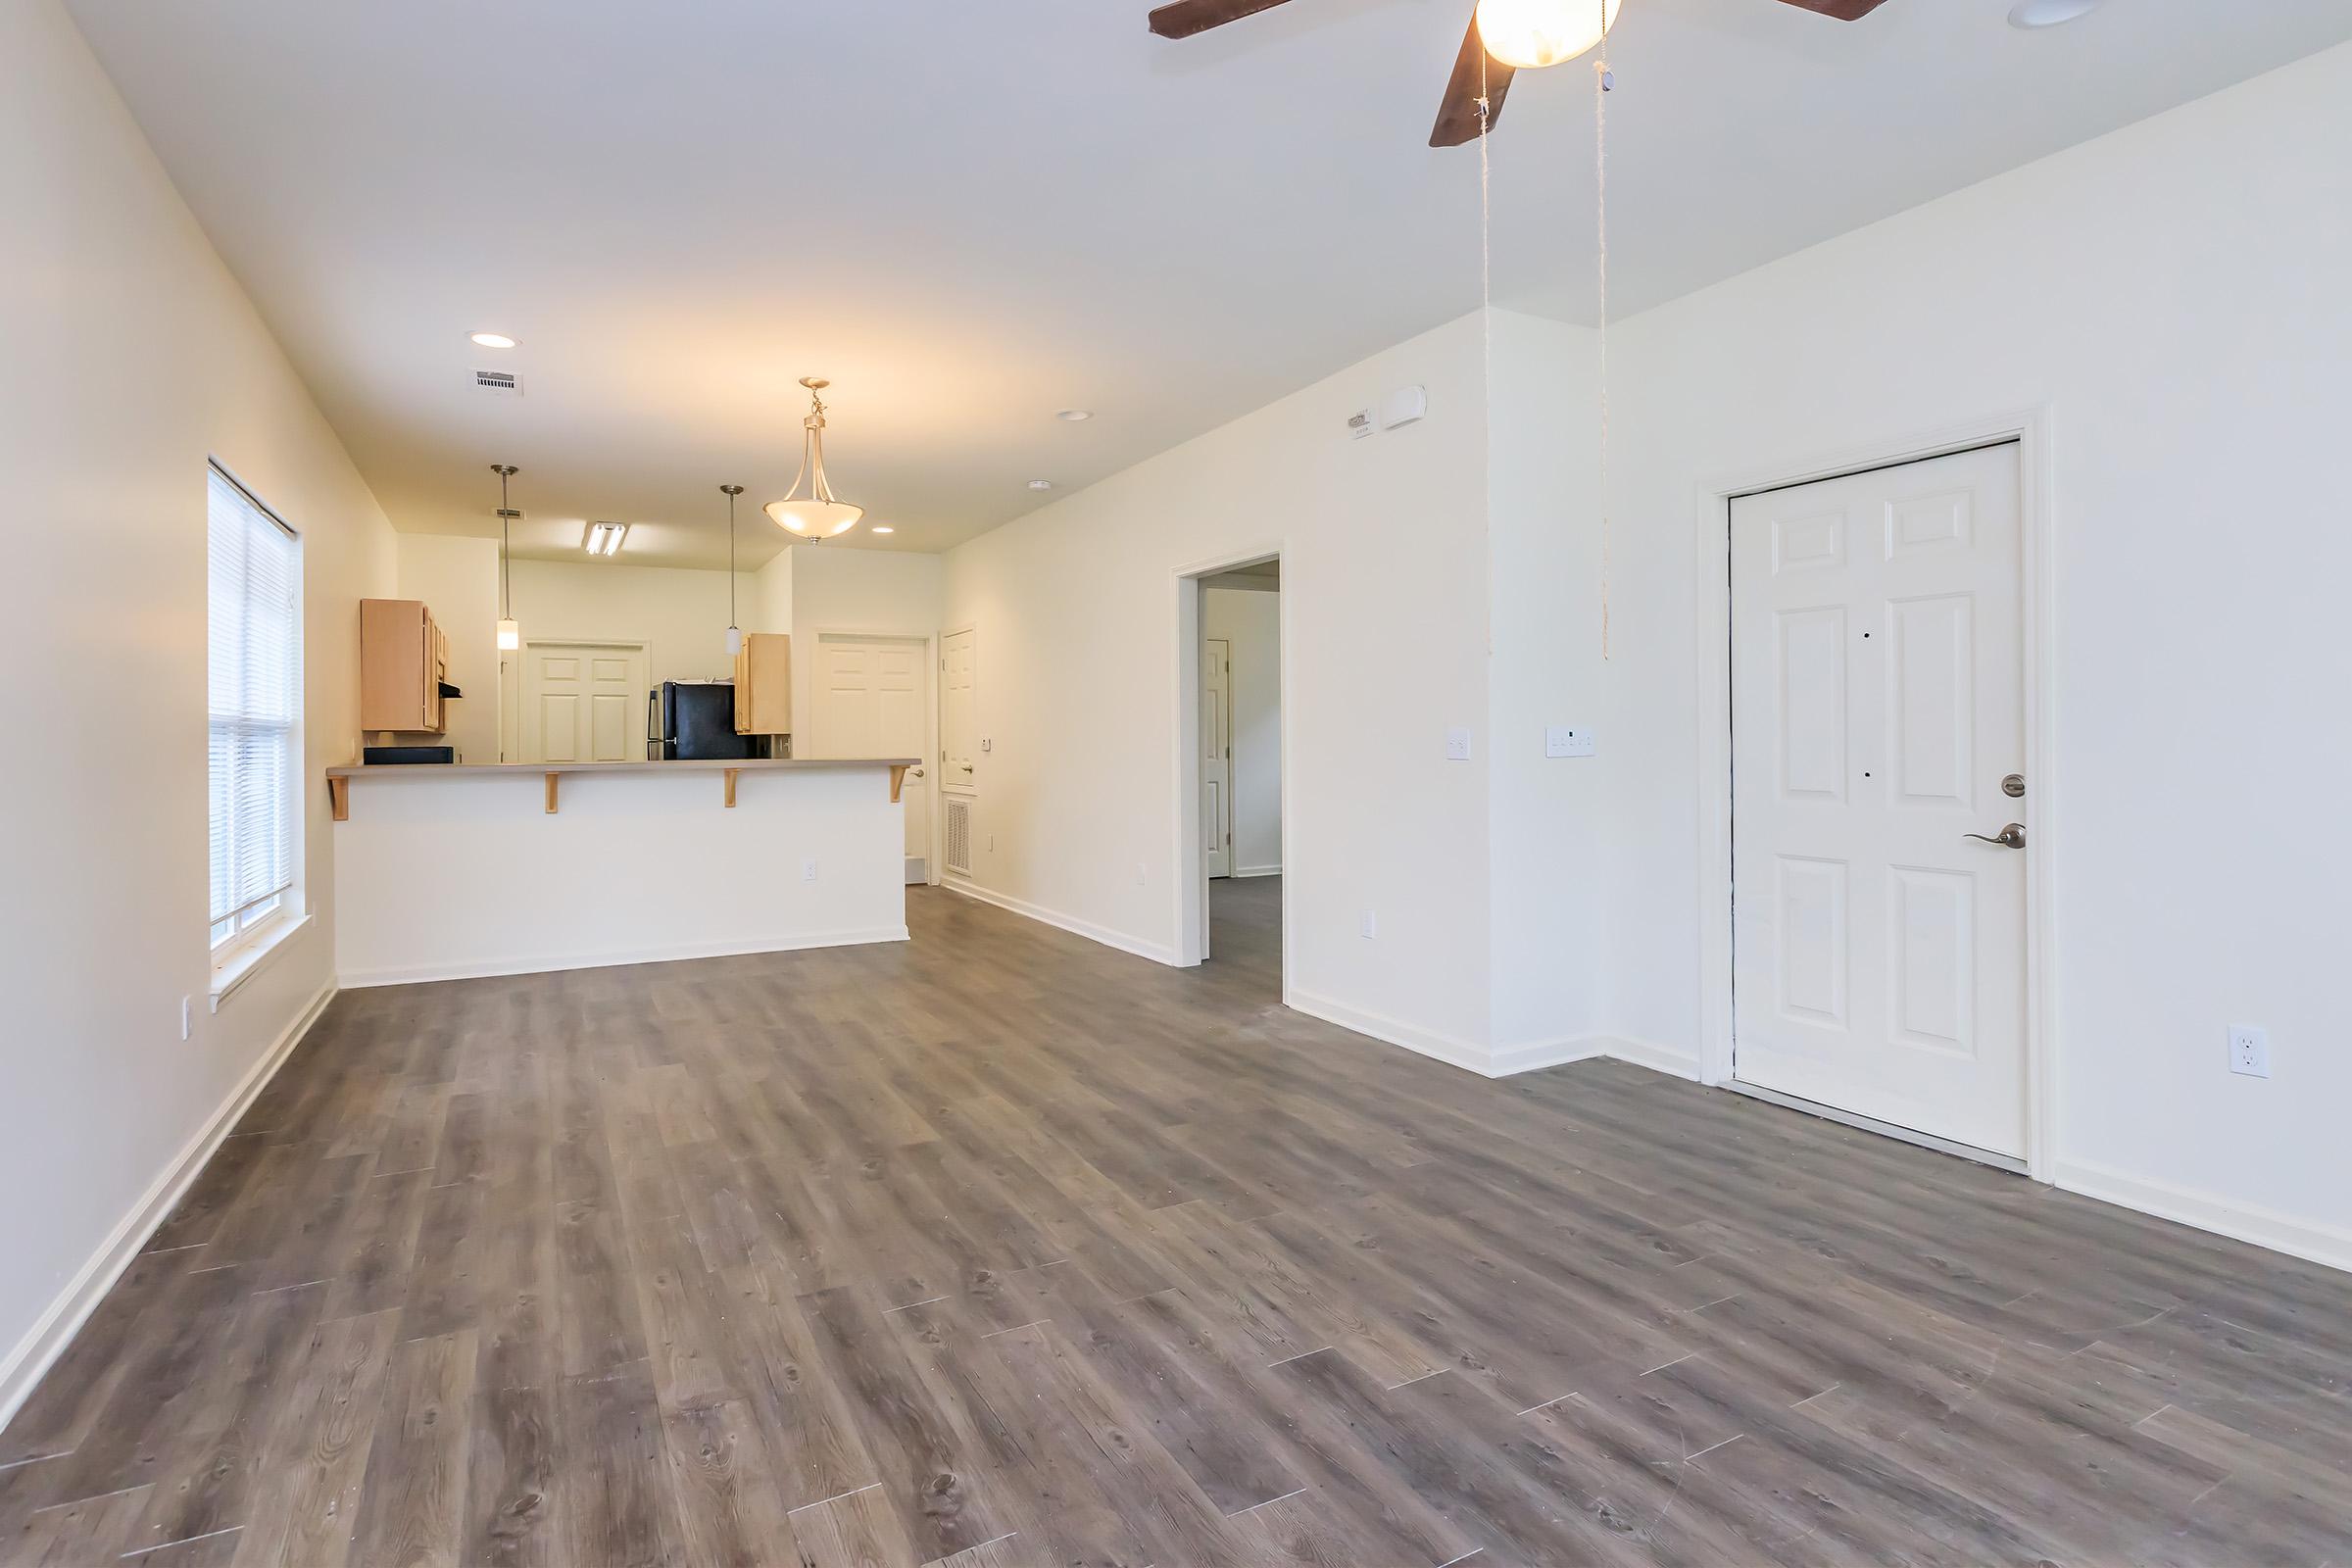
[326,757,918,778]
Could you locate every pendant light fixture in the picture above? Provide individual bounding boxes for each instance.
[1474,0,1621,69]
[764,377,863,539]
[720,483,745,656]
[492,464,521,651]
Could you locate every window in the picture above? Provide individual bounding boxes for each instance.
[208,464,302,963]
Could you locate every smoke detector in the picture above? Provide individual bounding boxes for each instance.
[470,368,524,397]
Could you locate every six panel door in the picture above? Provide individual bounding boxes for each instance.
[1731,443,2028,1157]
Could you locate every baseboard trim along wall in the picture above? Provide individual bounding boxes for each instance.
[1234,865,1283,879]
[337,926,909,989]
[0,980,336,1431]
[939,879,1181,967]
[2055,1157,2352,1276]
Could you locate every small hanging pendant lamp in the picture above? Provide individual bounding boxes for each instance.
[493,464,521,651]
[721,483,745,656]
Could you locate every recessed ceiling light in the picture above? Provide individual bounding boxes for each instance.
[1055,409,1093,422]
[469,331,517,349]
[582,520,627,557]
[1028,479,1055,491]
[871,525,895,534]
[2007,0,2103,27]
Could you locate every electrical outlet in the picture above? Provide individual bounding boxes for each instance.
[1545,725,1597,759]
[1446,727,1472,761]
[802,858,818,883]
[1360,909,1377,939]
[2229,1024,2270,1078]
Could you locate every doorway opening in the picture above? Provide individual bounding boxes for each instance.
[1176,552,1285,1000]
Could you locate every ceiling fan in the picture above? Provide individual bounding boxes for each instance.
[1148,0,1891,147]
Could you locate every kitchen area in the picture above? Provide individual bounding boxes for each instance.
[325,466,946,988]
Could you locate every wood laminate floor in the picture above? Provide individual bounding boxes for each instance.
[5,877,2350,1566]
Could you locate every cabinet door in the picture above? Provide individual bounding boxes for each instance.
[738,634,791,735]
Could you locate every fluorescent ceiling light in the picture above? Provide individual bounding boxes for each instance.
[871,525,895,534]
[583,520,628,557]
[1028,478,1054,491]
[469,331,517,349]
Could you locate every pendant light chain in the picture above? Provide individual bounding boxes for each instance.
[1595,0,1613,661]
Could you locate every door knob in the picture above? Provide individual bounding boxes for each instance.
[1964,823,2027,849]
[908,767,925,778]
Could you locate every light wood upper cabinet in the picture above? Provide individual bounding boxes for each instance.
[734,633,791,735]
[360,598,450,733]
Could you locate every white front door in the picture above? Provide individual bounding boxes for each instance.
[812,634,932,884]
[941,627,977,795]
[522,642,646,764]
[1731,443,2028,1158]
[1201,637,1232,879]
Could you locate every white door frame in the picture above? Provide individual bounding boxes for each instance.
[804,625,941,885]
[1690,407,2059,1182]
[1172,544,1289,976]
[514,636,650,765]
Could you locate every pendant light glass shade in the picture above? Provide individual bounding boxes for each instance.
[1475,0,1620,69]
[497,618,520,652]
[764,378,863,538]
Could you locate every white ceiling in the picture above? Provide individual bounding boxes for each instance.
[68,0,2352,567]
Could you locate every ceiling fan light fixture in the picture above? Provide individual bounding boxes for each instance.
[764,378,864,539]
[1474,0,1622,71]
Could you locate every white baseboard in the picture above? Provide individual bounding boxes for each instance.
[938,879,1180,966]
[1590,1034,1705,1082]
[337,926,909,988]
[1283,990,1585,1078]
[2055,1157,2352,1277]
[1234,865,1283,879]
[0,980,335,1431]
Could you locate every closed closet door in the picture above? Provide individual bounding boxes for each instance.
[1732,443,2028,1158]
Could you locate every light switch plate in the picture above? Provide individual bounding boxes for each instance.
[1546,725,1597,759]
[1446,728,1472,761]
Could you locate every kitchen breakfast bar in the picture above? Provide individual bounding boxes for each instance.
[325,758,918,987]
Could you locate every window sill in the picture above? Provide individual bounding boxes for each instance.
[211,912,313,1012]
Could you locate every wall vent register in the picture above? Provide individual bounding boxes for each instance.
[944,797,973,876]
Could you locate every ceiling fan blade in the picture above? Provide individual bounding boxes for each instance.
[1430,8,1516,148]
[1147,0,1297,39]
[1769,0,1892,18]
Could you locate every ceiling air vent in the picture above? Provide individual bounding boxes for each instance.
[470,368,523,397]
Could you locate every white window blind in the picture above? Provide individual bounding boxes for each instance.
[208,465,301,951]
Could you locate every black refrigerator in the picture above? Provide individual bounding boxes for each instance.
[651,681,754,760]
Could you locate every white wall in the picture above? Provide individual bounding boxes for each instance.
[0,0,398,1416]
[789,547,945,746]
[943,314,1495,1055]
[1203,587,1283,877]
[394,533,500,762]
[1590,43,2352,1262]
[496,557,758,759]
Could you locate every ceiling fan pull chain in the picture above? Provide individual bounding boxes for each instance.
[1595,1,1613,661]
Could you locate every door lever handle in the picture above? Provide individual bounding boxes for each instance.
[1964,823,2027,849]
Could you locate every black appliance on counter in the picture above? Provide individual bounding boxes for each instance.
[364,745,456,764]
[651,680,753,760]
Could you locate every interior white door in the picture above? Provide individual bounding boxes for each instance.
[521,642,646,764]
[812,634,931,884]
[941,627,977,795]
[1731,443,2027,1157]
[1201,636,1232,879]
